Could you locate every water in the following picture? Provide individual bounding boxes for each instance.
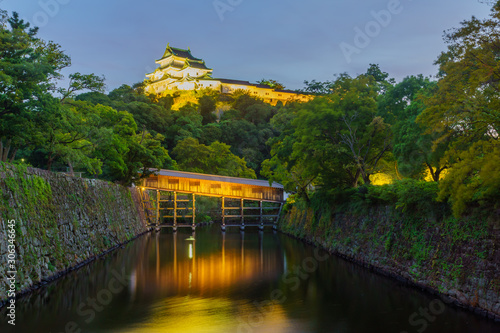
[1,225,499,333]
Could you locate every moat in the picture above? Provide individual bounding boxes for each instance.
[1,225,498,333]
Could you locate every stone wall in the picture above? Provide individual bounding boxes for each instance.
[0,163,148,302]
[279,204,500,320]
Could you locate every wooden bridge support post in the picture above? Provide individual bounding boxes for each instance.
[173,191,177,232]
[221,197,226,231]
[240,198,245,231]
[156,190,160,232]
[259,200,264,231]
[192,194,196,231]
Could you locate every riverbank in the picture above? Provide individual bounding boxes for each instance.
[279,203,500,321]
[0,163,149,303]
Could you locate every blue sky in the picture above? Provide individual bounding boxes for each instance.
[0,0,494,91]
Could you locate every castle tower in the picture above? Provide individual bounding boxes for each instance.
[145,44,214,93]
[145,44,312,105]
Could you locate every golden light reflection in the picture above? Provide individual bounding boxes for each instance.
[123,232,290,332]
[118,297,291,333]
[135,233,283,297]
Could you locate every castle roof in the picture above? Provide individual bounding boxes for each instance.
[156,44,213,72]
[217,78,252,85]
[187,60,211,70]
[158,44,203,62]
[215,78,305,94]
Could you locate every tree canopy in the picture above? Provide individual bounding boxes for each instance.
[3,6,500,216]
[0,11,171,185]
[417,3,500,215]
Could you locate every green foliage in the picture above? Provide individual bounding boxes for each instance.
[378,74,432,126]
[300,79,332,95]
[366,179,440,213]
[0,11,169,186]
[257,78,285,90]
[78,83,276,179]
[198,95,216,125]
[267,71,392,196]
[59,72,105,102]
[417,5,500,215]
[0,12,70,162]
[381,76,449,181]
[194,196,219,223]
[262,102,317,199]
[437,141,500,216]
[172,137,256,178]
[3,5,500,222]
[120,131,174,185]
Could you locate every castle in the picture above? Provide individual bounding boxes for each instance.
[145,44,311,105]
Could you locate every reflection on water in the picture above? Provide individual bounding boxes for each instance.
[135,231,284,298]
[1,226,499,333]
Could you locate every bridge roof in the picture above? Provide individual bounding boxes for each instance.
[155,169,284,189]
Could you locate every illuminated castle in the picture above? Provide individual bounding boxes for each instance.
[145,44,311,105]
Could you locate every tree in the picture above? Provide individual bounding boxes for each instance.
[32,73,107,173]
[418,4,500,147]
[380,76,449,181]
[292,74,391,187]
[417,2,500,215]
[301,80,332,95]
[0,12,70,161]
[120,130,173,185]
[168,105,203,147]
[83,103,174,185]
[262,103,317,200]
[378,74,432,125]
[172,138,256,178]
[257,79,285,90]
[38,101,102,173]
[59,73,105,103]
[338,114,392,185]
[364,63,394,95]
[198,95,217,125]
[392,110,449,182]
[199,123,222,145]
[437,141,500,216]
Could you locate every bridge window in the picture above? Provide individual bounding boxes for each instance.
[168,179,179,184]
[190,181,200,187]
[210,184,221,189]
[231,186,242,191]
[252,188,263,194]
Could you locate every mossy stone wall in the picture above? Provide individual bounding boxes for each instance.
[0,163,148,301]
[280,204,500,319]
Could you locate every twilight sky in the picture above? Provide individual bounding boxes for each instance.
[0,0,494,91]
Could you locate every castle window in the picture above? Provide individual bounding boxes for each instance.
[265,93,269,95]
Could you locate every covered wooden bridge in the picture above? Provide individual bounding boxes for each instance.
[138,169,285,231]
